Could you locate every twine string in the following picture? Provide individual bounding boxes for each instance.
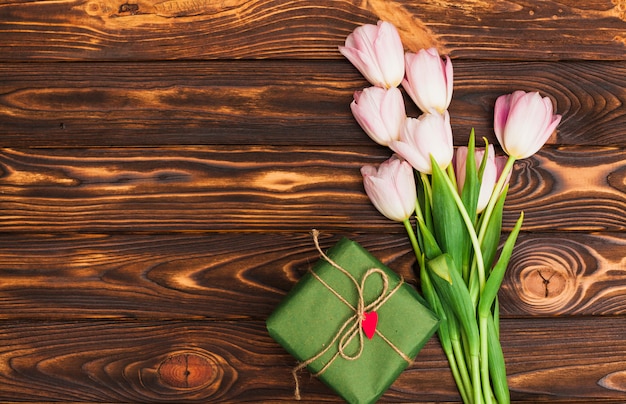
[292,230,411,400]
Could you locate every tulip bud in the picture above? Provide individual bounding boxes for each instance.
[361,155,416,222]
[494,90,561,159]
[402,48,453,114]
[351,86,406,146]
[389,111,454,174]
[455,145,510,213]
[339,21,405,89]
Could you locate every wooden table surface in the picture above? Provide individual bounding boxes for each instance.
[0,0,625,402]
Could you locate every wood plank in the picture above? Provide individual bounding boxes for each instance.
[502,232,626,316]
[0,60,624,147]
[0,146,623,232]
[0,0,625,61]
[0,231,623,320]
[0,317,625,402]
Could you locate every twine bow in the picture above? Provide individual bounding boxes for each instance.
[292,230,411,400]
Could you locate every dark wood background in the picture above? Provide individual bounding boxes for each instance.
[0,0,625,402]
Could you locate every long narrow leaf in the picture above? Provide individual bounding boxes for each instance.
[427,254,478,345]
[493,298,500,340]
[417,218,443,260]
[461,129,479,224]
[478,212,524,317]
[430,158,466,274]
[421,265,450,351]
[460,130,480,282]
[428,253,482,404]
[417,172,435,233]
[477,137,490,182]
[480,185,509,272]
[421,258,472,404]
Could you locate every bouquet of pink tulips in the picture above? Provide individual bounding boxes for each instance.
[340,21,561,404]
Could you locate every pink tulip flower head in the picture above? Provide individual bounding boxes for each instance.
[455,145,511,213]
[361,155,416,222]
[339,21,405,89]
[402,48,453,114]
[351,86,406,146]
[494,91,562,159]
[389,110,454,174]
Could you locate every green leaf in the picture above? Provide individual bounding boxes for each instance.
[427,254,483,404]
[480,184,509,271]
[461,129,479,223]
[420,263,475,402]
[478,212,524,317]
[460,130,480,281]
[420,265,449,348]
[427,252,453,284]
[493,298,500,340]
[417,218,443,260]
[430,157,466,274]
[477,137,490,182]
[417,173,435,233]
[427,254,478,346]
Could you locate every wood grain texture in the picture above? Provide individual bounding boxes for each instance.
[502,232,626,316]
[0,0,624,401]
[0,231,623,320]
[0,0,625,61]
[0,318,626,402]
[0,60,624,147]
[0,146,623,232]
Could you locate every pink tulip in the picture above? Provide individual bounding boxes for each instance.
[494,91,562,159]
[361,155,416,222]
[339,21,405,89]
[455,145,510,213]
[389,111,454,174]
[402,48,453,114]
[351,86,406,146]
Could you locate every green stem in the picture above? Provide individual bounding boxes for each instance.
[446,346,471,404]
[480,315,494,404]
[450,328,474,404]
[429,287,472,404]
[415,197,425,225]
[420,172,434,208]
[471,352,483,404]
[403,219,422,260]
[477,156,516,246]
[446,162,458,193]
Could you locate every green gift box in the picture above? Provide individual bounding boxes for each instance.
[266,236,439,404]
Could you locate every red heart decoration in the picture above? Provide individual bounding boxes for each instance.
[361,311,378,340]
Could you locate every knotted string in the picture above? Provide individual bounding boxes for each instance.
[292,230,411,400]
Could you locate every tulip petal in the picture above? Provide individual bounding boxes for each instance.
[494,90,560,159]
[360,156,416,221]
[444,55,454,109]
[339,21,405,88]
[350,87,406,146]
[402,48,453,113]
[391,112,453,174]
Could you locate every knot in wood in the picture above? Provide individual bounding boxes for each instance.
[502,235,591,315]
[119,2,139,14]
[158,352,217,389]
[514,264,577,315]
[525,268,567,299]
